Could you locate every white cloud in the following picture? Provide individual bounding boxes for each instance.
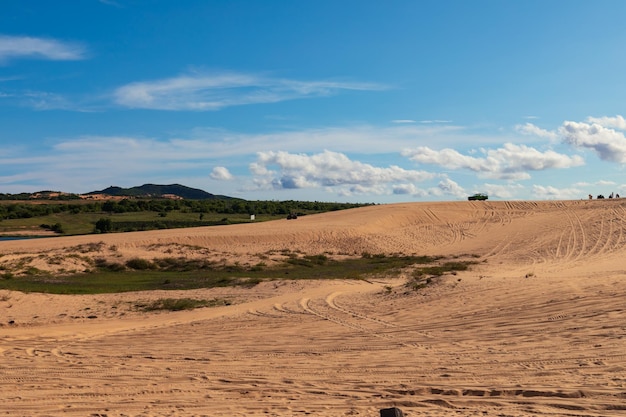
[336,184,391,197]
[113,71,387,111]
[249,150,437,194]
[391,178,466,199]
[210,166,234,181]
[515,122,559,141]
[391,119,416,124]
[560,120,626,163]
[392,178,466,199]
[532,184,582,200]
[392,183,420,195]
[482,183,524,199]
[435,178,466,197]
[402,143,584,180]
[596,180,617,186]
[586,115,626,130]
[573,180,616,187]
[0,35,86,62]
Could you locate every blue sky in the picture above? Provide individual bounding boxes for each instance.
[2,0,626,202]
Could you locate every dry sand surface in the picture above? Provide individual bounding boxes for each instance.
[2,200,626,416]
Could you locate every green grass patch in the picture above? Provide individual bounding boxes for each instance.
[0,211,281,236]
[412,261,472,278]
[407,260,477,291]
[0,270,259,294]
[0,254,475,295]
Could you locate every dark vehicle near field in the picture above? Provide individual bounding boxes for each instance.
[468,193,488,201]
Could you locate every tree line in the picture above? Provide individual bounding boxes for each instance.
[0,198,372,220]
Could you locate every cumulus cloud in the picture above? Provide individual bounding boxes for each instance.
[249,150,436,195]
[402,143,584,180]
[392,183,420,195]
[586,115,626,130]
[0,35,86,62]
[113,71,387,111]
[560,120,626,163]
[435,178,466,197]
[210,166,233,181]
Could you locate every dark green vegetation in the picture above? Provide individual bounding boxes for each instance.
[0,253,476,295]
[0,197,371,235]
[134,298,231,312]
[407,259,476,290]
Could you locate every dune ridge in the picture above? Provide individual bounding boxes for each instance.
[1,199,626,416]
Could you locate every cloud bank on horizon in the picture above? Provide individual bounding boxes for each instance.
[1,1,626,202]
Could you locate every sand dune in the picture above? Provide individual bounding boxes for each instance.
[1,199,626,416]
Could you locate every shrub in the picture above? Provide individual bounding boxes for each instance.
[94,218,113,233]
[304,254,328,264]
[125,258,154,270]
[94,258,126,272]
[134,298,229,312]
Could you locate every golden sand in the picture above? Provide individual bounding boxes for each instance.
[1,199,625,416]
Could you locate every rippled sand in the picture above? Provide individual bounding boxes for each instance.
[2,199,626,416]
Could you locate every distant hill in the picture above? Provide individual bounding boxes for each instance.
[86,184,236,200]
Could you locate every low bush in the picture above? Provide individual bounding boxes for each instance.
[134,297,229,312]
[125,258,154,270]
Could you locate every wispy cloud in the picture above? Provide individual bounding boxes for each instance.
[0,35,87,63]
[20,90,73,110]
[573,180,616,187]
[113,71,387,111]
[186,124,479,158]
[515,122,559,141]
[419,120,452,124]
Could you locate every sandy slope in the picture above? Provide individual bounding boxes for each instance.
[1,199,626,416]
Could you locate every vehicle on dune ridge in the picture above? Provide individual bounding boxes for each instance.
[468,193,488,201]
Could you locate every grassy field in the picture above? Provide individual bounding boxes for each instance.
[0,211,283,236]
